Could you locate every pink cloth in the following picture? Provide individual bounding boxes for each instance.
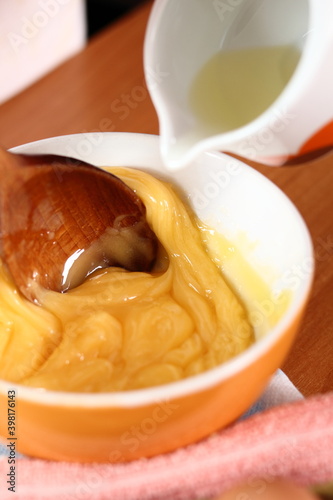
[0,391,332,500]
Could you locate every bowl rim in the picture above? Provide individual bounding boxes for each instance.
[0,132,314,407]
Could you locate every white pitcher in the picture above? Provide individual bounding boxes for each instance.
[144,0,333,169]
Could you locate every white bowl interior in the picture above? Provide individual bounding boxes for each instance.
[2,132,313,406]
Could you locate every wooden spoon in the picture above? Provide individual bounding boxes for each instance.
[0,148,158,303]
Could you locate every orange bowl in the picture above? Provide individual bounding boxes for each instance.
[0,133,314,462]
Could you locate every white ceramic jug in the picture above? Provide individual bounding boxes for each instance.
[144,0,333,169]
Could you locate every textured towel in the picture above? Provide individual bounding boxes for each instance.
[0,372,332,500]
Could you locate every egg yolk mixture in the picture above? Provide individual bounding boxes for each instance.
[0,168,254,392]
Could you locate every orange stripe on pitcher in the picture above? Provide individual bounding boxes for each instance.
[298,120,333,155]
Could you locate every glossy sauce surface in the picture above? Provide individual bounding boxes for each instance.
[0,168,254,392]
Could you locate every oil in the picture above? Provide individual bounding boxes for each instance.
[189,44,300,133]
[198,224,291,339]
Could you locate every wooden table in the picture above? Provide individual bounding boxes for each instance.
[0,1,332,397]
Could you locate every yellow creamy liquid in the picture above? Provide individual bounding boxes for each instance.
[190,44,300,132]
[0,168,255,392]
[200,227,291,340]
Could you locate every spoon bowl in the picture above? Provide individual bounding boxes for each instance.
[0,148,157,303]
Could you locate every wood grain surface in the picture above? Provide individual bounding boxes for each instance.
[0,1,332,396]
[0,150,157,301]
